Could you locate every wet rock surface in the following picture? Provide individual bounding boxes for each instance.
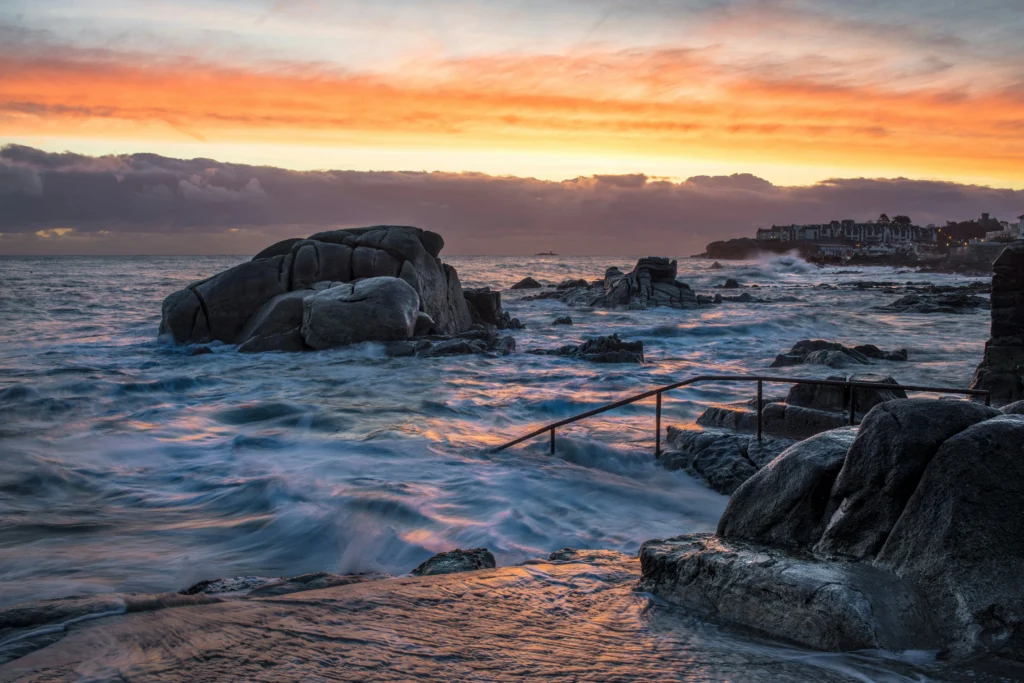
[527,334,644,364]
[771,339,908,368]
[411,548,496,576]
[534,257,699,310]
[972,244,1024,406]
[510,277,542,290]
[661,429,794,494]
[462,287,524,330]
[641,399,1024,662]
[881,291,989,314]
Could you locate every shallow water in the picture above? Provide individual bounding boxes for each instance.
[0,253,993,679]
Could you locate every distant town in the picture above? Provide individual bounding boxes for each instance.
[704,212,1024,270]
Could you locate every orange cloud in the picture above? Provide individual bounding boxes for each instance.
[2,46,1023,186]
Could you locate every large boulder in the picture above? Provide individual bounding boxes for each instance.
[159,226,474,347]
[236,290,311,353]
[815,399,999,560]
[534,257,698,310]
[527,334,644,364]
[874,415,1024,659]
[717,428,857,549]
[972,244,1024,406]
[463,287,523,330]
[300,277,420,350]
[640,399,1024,661]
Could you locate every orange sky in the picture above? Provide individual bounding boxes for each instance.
[2,0,1023,188]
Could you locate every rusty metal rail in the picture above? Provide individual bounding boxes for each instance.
[492,374,990,455]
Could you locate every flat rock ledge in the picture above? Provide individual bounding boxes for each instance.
[637,534,938,652]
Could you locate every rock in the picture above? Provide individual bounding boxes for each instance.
[815,399,1000,560]
[301,277,420,350]
[159,226,472,348]
[874,415,1024,659]
[661,429,794,494]
[510,277,543,290]
[1002,400,1024,415]
[881,292,988,314]
[717,428,857,549]
[696,295,714,305]
[971,244,1024,406]
[527,334,643,364]
[537,257,696,310]
[785,373,906,414]
[710,261,723,270]
[236,290,311,353]
[723,278,741,289]
[463,287,523,330]
[696,403,849,440]
[637,534,938,652]
[411,548,496,576]
[770,339,906,368]
[552,316,573,325]
[188,346,213,356]
[181,572,388,597]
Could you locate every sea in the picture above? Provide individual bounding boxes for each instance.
[0,254,996,681]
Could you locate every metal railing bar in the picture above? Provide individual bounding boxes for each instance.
[493,373,989,453]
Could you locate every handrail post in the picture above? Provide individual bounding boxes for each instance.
[550,428,555,455]
[849,382,856,426]
[756,380,763,442]
[655,391,662,457]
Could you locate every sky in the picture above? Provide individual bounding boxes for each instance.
[1,0,1023,254]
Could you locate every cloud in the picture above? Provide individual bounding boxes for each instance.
[1,144,1021,255]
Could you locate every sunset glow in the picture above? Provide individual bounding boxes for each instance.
[3,0,1023,188]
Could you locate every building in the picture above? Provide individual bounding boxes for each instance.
[756,220,938,248]
[984,213,1024,242]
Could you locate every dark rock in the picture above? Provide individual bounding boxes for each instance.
[661,429,794,494]
[159,226,474,347]
[770,339,906,368]
[710,261,723,270]
[723,278,741,289]
[785,373,906,414]
[874,415,1024,659]
[188,346,213,356]
[1002,400,1024,415]
[182,572,388,597]
[881,292,988,314]
[557,278,589,289]
[528,334,643,364]
[510,277,543,290]
[236,290,311,353]
[696,295,714,305]
[552,316,573,325]
[971,244,1024,406]
[463,287,522,330]
[718,428,857,549]
[815,399,1000,561]
[541,257,696,310]
[638,534,938,652]
[411,548,496,576]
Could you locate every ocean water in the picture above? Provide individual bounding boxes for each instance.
[0,253,995,680]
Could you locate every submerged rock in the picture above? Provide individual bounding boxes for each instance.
[411,548,496,576]
[510,277,543,290]
[881,292,988,314]
[771,339,907,368]
[527,334,644,364]
[552,315,573,325]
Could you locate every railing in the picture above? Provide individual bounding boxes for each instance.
[492,374,991,455]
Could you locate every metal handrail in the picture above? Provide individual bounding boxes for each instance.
[492,374,991,455]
